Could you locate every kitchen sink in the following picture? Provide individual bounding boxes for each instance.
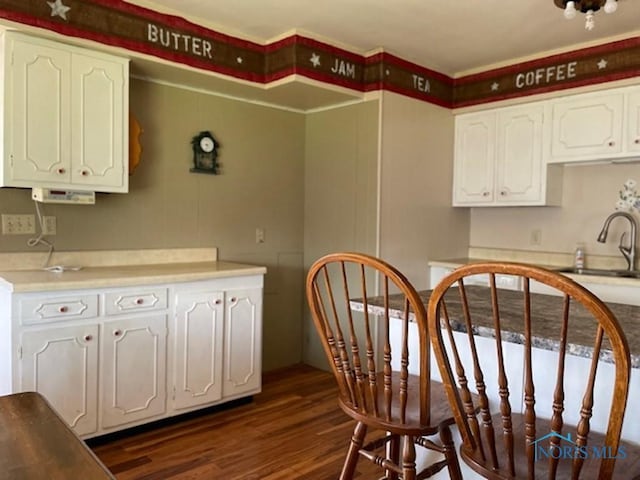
[553,267,640,279]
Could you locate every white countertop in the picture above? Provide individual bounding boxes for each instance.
[429,257,640,287]
[0,261,267,292]
[0,248,267,292]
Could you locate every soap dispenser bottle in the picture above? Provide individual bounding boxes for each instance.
[574,243,585,270]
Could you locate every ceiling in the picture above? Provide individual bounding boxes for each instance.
[127,0,640,76]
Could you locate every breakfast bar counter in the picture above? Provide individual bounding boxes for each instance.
[353,285,640,368]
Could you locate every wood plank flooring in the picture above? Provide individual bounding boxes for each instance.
[90,364,383,479]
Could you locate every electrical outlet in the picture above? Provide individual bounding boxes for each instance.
[530,229,542,246]
[1,214,36,235]
[255,227,265,244]
[42,216,56,235]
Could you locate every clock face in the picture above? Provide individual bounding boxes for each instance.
[200,136,215,153]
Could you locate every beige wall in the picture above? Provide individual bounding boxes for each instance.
[0,78,306,371]
[379,92,470,289]
[303,100,380,368]
[470,162,640,269]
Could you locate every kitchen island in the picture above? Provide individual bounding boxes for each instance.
[0,248,266,438]
[351,285,640,443]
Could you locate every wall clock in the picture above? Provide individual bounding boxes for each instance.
[190,131,219,174]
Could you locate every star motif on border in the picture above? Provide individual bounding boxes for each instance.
[597,59,608,70]
[491,82,500,92]
[47,0,71,20]
[236,57,243,64]
[310,53,321,68]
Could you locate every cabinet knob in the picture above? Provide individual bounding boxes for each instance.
[230,297,237,303]
[113,329,122,337]
[80,169,89,176]
[58,306,68,313]
[608,141,615,147]
[83,334,93,342]
[500,190,507,196]
[635,139,640,145]
[214,299,221,305]
[57,168,66,175]
[135,298,144,305]
[482,191,490,197]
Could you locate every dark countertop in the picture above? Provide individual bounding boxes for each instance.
[352,285,640,368]
[0,392,114,478]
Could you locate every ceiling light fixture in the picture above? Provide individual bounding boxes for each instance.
[554,0,618,30]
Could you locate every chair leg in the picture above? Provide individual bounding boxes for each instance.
[339,421,367,480]
[402,435,417,480]
[440,424,463,480]
[386,432,400,480]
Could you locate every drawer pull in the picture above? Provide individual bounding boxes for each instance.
[135,298,144,305]
[635,139,640,144]
[113,329,122,337]
[230,297,237,303]
[58,306,68,313]
[84,334,93,342]
[608,141,615,147]
[214,299,221,305]
[482,191,490,197]
[57,167,66,175]
[80,169,89,176]
[500,190,507,196]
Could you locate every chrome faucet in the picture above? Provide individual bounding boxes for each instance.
[597,211,637,271]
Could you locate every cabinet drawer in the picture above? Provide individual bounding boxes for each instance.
[104,288,168,316]
[19,294,99,325]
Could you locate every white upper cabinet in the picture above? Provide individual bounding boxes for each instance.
[1,31,129,192]
[548,86,640,164]
[628,89,640,154]
[496,106,545,204]
[453,103,561,207]
[549,90,624,162]
[453,111,496,204]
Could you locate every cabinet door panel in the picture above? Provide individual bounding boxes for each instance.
[453,113,495,205]
[496,107,543,203]
[173,291,224,410]
[71,54,126,189]
[8,39,70,184]
[550,93,623,160]
[223,288,262,397]
[628,90,640,153]
[20,325,99,436]
[101,315,167,428]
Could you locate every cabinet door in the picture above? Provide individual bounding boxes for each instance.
[550,92,624,161]
[628,90,640,154]
[101,315,167,429]
[453,112,495,205]
[71,54,127,191]
[173,291,224,410]
[7,38,71,185]
[20,325,99,436]
[223,288,262,398]
[496,106,544,204]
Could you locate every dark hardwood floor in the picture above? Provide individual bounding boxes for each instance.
[91,364,383,479]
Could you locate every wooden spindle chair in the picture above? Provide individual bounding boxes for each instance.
[427,262,640,479]
[306,252,463,480]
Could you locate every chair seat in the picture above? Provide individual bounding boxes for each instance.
[460,412,640,479]
[338,373,457,436]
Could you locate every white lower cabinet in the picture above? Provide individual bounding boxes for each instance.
[173,290,224,410]
[20,324,99,437]
[222,288,262,398]
[5,273,263,438]
[101,315,167,429]
[172,286,263,410]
